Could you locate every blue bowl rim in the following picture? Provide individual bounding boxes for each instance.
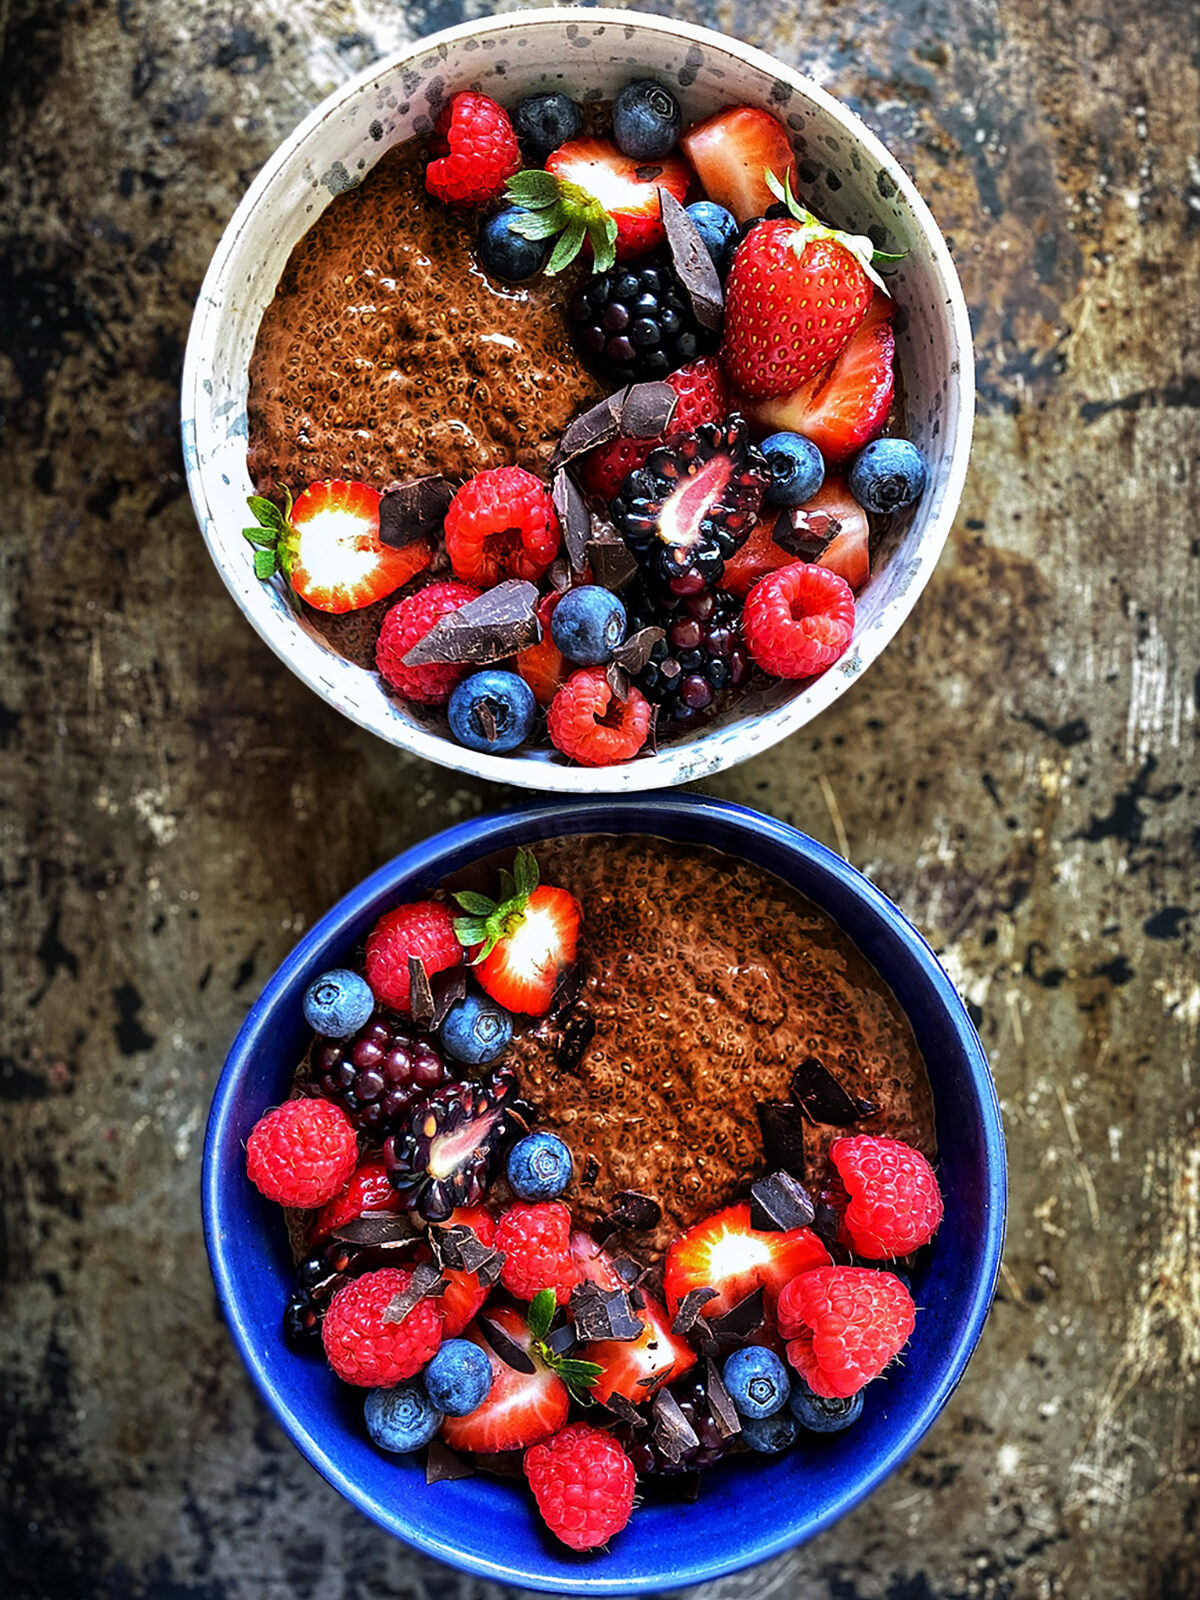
[202,796,1007,1593]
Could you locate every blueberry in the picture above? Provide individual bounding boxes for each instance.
[551,585,627,665]
[440,989,513,1065]
[513,92,583,160]
[302,968,375,1038]
[364,1379,442,1452]
[477,208,550,284]
[788,1378,864,1433]
[847,438,927,515]
[507,1131,573,1201]
[740,1410,800,1453]
[686,202,739,277]
[447,670,536,754]
[423,1338,493,1417]
[722,1346,790,1419]
[761,432,826,508]
[612,78,682,161]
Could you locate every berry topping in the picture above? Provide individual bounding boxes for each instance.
[444,467,560,588]
[578,355,729,501]
[384,1065,521,1222]
[829,1134,944,1258]
[547,667,653,767]
[568,262,711,383]
[313,1017,454,1138]
[583,1288,695,1405]
[496,1201,582,1305]
[507,1131,573,1202]
[610,417,769,596]
[321,1266,444,1387]
[425,91,521,208]
[309,1156,406,1244]
[435,1204,498,1336]
[364,901,463,1015]
[742,561,856,678]
[245,1098,359,1209]
[376,581,482,705]
[623,1368,735,1477]
[679,105,799,224]
[664,1201,831,1323]
[447,669,537,755]
[777,1265,916,1399]
[524,1422,636,1552]
[721,1345,791,1419]
[451,848,582,1017]
[761,432,826,508]
[550,584,627,666]
[611,78,682,162]
[739,1410,800,1453]
[537,137,691,265]
[624,584,750,727]
[365,1378,443,1452]
[716,513,798,599]
[848,437,928,514]
[685,201,740,277]
[515,588,570,708]
[512,92,584,161]
[788,1377,864,1433]
[423,1337,495,1417]
[476,207,551,283]
[302,968,376,1039]
[440,989,514,1066]
[440,1304,571,1454]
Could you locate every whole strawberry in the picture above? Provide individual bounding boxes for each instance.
[321,1266,444,1387]
[524,1422,636,1551]
[777,1264,915,1399]
[830,1135,944,1259]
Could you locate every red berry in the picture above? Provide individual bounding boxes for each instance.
[777,1264,915,1399]
[495,1201,581,1306]
[742,561,855,678]
[524,1422,636,1551]
[434,1205,497,1336]
[425,92,520,207]
[309,1156,405,1244]
[515,589,569,707]
[578,356,729,501]
[364,901,462,1014]
[679,105,799,224]
[321,1266,444,1387]
[544,138,690,261]
[245,1098,358,1208]
[830,1135,944,1258]
[547,667,652,767]
[376,581,481,704]
[444,467,560,588]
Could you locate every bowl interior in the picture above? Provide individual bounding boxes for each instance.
[183,9,974,792]
[204,797,1005,1593]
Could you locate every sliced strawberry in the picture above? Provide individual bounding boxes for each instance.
[440,1304,569,1453]
[718,513,796,598]
[516,589,569,707]
[680,106,798,224]
[289,481,429,614]
[664,1202,831,1322]
[571,1232,625,1291]
[578,356,730,502]
[746,292,895,462]
[585,1290,696,1405]
[813,479,871,591]
[453,848,581,1018]
[309,1158,404,1245]
[433,1205,497,1336]
[544,138,691,261]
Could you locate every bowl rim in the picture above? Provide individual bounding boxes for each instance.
[202,794,1006,1592]
[181,6,976,794]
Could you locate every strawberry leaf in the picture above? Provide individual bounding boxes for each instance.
[452,915,489,947]
[550,1358,603,1404]
[454,890,498,917]
[253,548,278,580]
[505,169,563,210]
[242,526,276,548]
[247,494,285,532]
[508,205,570,241]
[513,848,540,899]
[545,217,587,276]
[528,1288,557,1344]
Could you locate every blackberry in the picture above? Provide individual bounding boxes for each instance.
[626,585,751,727]
[611,417,769,597]
[313,1015,453,1139]
[384,1063,525,1222]
[625,1371,734,1476]
[568,262,712,382]
[282,1239,372,1353]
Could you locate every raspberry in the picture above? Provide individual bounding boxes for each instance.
[547,667,652,767]
[578,357,730,501]
[524,1422,636,1551]
[444,467,560,588]
[376,581,481,704]
[321,1266,444,1387]
[830,1135,944,1259]
[364,901,462,1014]
[425,92,521,207]
[742,561,856,678]
[245,1098,358,1208]
[495,1201,581,1306]
[777,1265,915,1399]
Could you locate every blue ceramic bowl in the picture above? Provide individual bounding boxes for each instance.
[203,797,1006,1593]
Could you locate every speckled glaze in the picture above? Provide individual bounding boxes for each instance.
[182,9,975,792]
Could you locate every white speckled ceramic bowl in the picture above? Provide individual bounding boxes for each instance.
[182,8,973,792]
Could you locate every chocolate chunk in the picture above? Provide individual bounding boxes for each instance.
[544,1322,579,1357]
[428,965,467,1031]
[473,1449,526,1479]
[432,1223,494,1275]
[425,1438,475,1483]
[619,380,677,438]
[581,1155,600,1187]
[383,1261,446,1324]
[750,1170,817,1233]
[671,1286,718,1336]
[557,1009,596,1074]
[331,1213,419,1248]
[705,1356,742,1439]
[402,579,540,666]
[570,1283,644,1342]
[791,1055,879,1125]
[550,963,584,1015]
[378,475,454,548]
[607,1190,662,1232]
[611,1255,645,1287]
[709,1286,766,1344]
[811,1200,843,1251]
[478,1315,536,1374]
[612,626,664,674]
[651,1388,700,1462]
[407,956,435,1029]
[773,505,840,561]
[602,1392,648,1429]
[605,660,631,703]
[659,187,724,332]
[756,1100,809,1177]
[584,532,639,594]
[546,554,573,592]
[554,392,623,465]
[552,467,593,575]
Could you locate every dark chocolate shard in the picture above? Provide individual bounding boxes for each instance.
[378,475,454,548]
[550,963,584,1016]
[605,660,630,703]
[659,187,725,332]
[651,1388,700,1462]
[709,1286,766,1344]
[612,626,664,674]
[756,1100,809,1178]
[811,1200,843,1252]
[546,554,573,592]
[331,1213,420,1248]
[584,532,638,594]
[428,965,467,1031]
[791,1055,879,1125]
[402,579,540,667]
[611,1255,645,1287]
[431,1222,494,1275]
[552,467,593,575]
[544,1322,579,1358]
[478,1314,536,1374]
[473,1448,526,1479]
[773,505,841,561]
[671,1285,718,1336]
[619,380,677,439]
[554,391,623,466]
[425,1438,475,1483]
[603,1391,648,1429]
[607,1190,662,1232]
[557,1009,596,1074]
[383,1261,446,1324]
[407,956,435,1030]
[581,1154,600,1187]
[750,1170,817,1233]
[705,1355,742,1439]
[570,1283,645,1342]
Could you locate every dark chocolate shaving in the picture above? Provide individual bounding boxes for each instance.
[607,1190,662,1232]
[581,1154,600,1187]
[659,187,724,332]
[557,1009,596,1074]
[378,475,454,548]
[431,1223,499,1277]
[791,1055,879,1125]
[428,965,467,1031]
[570,1283,644,1342]
[612,626,665,674]
[671,1286,718,1335]
[554,392,623,465]
[383,1261,446,1324]
[705,1356,742,1439]
[811,1200,843,1252]
[651,1388,700,1462]
[425,1438,475,1483]
[402,579,540,666]
[620,380,677,438]
[756,1100,809,1178]
[605,660,631,703]
[478,1315,537,1374]
[552,467,593,575]
[473,1449,526,1478]
[544,1322,579,1357]
[407,956,435,1029]
[709,1286,766,1344]
[584,532,638,594]
[611,1255,645,1287]
[550,963,584,1016]
[773,505,841,561]
[331,1213,420,1248]
[602,1392,648,1429]
[750,1170,816,1233]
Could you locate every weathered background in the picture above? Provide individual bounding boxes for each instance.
[2,0,1197,1596]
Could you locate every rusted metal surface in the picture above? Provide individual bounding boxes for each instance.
[1,1,1197,1596]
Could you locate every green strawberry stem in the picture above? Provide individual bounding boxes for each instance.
[527,1287,602,1404]
[763,168,898,291]
[504,170,618,276]
[242,486,301,610]
[452,847,541,961]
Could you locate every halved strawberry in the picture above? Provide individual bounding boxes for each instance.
[718,513,796,599]
[585,1291,696,1405]
[516,589,569,707]
[440,1305,570,1453]
[745,292,895,462]
[433,1205,497,1337]
[540,138,691,262]
[453,848,581,1017]
[578,356,730,502]
[664,1202,831,1322]
[680,106,798,223]
[309,1158,405,1245]
[812,479,871,591]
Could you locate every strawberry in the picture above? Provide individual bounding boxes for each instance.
[452,848,581,1017]
[578,356,730,501]
[569,1236,696,1404]
[720,476,870,596]
[718,513,796,599]
[504,140,691,272]
[439,1305,571,1454]
[745,292,895,462]
[680,105,798,223]
[309,1157,405,1245]
[664,1202,831,1323]
[515,589,569,707]
[433,1204,497,1337]
[243,481,431,614]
